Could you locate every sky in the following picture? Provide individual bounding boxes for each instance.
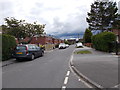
[1,0,120,39]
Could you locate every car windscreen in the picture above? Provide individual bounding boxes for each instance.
[16,46,26,50]
[60,43,65,45]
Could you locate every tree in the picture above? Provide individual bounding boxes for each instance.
[2,17,27,41]
[2,17,45,42]
[24,22,45,43]
[25,22,45,37]
[112,14,120,29]
[83,28,93,43]
[86,1,118,32]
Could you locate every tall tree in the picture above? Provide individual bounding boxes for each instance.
[83,28,93,43]
[2,17,26,41]
[86,1,118,32]
[112,14,120,29]
[2,17,45,42]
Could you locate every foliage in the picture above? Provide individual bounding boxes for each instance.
[64,40,70,45]
[2,34,16,61]
[2,17,27,41]
[112,14,120,29]
[86,1,118,32]
[83,28,93,43]
[92,32,116,52]
[2,17,45,42]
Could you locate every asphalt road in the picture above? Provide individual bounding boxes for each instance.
[2,45,88,88]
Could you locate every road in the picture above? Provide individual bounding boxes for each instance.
[2,45,88,89]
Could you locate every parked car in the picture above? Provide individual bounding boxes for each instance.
[65,44,69,48]
[13,44,44,61]
[59,43,66,49]
[76,42,83,48]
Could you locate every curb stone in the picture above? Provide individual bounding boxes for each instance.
[1,59,16,67]
[69,60,103,90]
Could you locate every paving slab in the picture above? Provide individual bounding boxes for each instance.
[72,47,119,88]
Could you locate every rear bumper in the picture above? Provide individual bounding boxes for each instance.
[59,47,66,49]
[15,54,32,59]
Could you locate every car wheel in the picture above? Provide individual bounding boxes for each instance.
[31,54,35,60]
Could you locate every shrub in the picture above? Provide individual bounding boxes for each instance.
[83,28,93,43]
[2,34,16,61]
[92,32,116,52]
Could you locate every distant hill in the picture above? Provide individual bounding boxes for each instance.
[55,32,84,39]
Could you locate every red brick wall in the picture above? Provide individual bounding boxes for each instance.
[22,36,63,45]
[30,36,46,45]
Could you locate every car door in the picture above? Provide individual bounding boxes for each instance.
[28,45,38,57]
[35,45,41,57]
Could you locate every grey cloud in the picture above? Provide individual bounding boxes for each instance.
[0,1,14,24]
[47,8,88,39]
[51,13,87,35]
[30,2,61,15]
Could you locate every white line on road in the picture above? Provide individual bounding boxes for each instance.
[66,71,70,76]
[78,79,81,81]
[64,77,69,85]
[62,86,66,89]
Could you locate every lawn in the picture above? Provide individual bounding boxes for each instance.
[74,50,92,54]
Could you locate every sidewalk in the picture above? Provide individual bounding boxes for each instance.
[71,46,119,88]
[1,49,56,67]
[1,58,16,67]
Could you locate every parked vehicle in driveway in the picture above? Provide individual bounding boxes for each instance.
[59,43,66,49]
[76,42,83,48]
[13,44,44,61]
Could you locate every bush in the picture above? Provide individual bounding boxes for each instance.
[92,32,116,52]
[2,34,16,61]
[83,28,93,43]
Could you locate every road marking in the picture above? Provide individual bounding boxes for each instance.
[113,84,120,88]
[66,71,70,76]
[62,86,66,89]
[64,77,69,85]
[78,79,81,81]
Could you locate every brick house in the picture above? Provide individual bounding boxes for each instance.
[21,35,64,50]
[22,35,54,45]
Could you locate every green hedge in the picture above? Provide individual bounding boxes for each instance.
[92,32,116,52]
[2,34,16,61]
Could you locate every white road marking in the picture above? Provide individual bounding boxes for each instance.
[78,79,81,81]
[113,84,120,88]
[64,77,69,85]
[62,86,66,89]
[66,71,70,76]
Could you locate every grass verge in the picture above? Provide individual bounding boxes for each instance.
[74,50,92,54]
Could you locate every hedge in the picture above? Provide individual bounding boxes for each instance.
[92,32,116,52]
[2,34,16,61]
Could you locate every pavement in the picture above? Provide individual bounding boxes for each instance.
[1,58,16,67]
[1,50,55,67]
[70,46,119,89]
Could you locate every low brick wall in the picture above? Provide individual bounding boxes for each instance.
[84,43,92,47]
[45,44,55,51]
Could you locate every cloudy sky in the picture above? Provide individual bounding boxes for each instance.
[1,0,120,39]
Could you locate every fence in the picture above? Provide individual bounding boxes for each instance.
[44,44,55,51]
